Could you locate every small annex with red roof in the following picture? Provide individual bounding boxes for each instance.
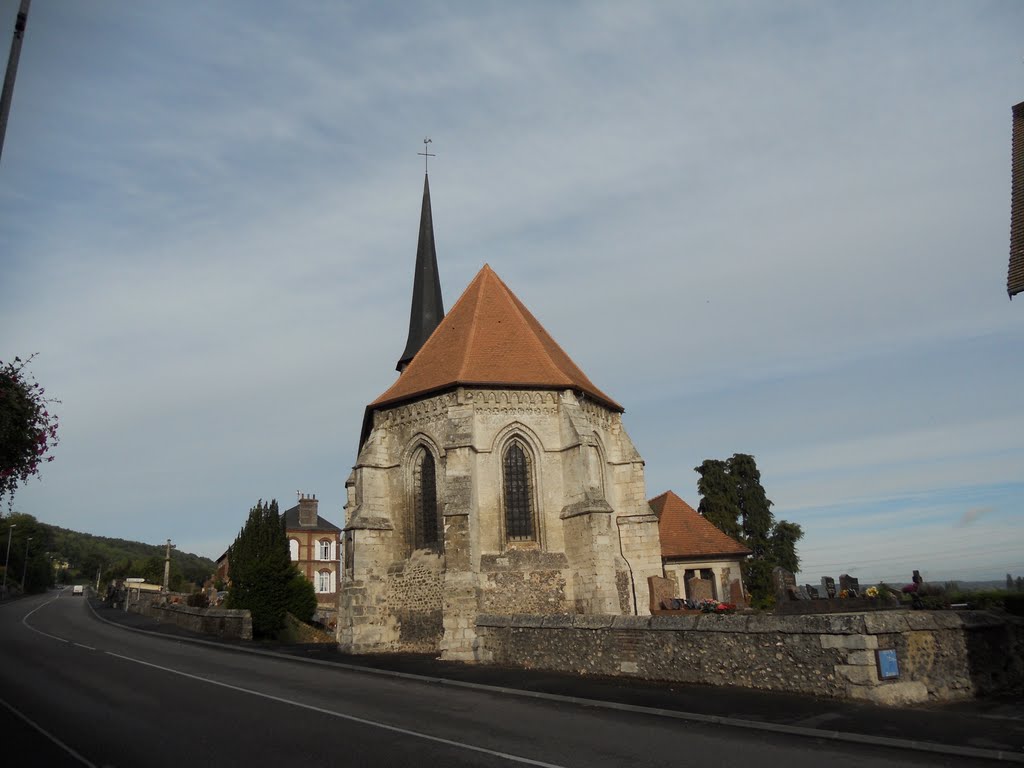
[649,490,750,604]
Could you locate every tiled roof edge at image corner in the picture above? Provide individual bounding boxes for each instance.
[1008,101,1024,298]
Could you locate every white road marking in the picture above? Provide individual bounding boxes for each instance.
[104,651,570,768]
[0,694,99,768]
[21,597,73,645]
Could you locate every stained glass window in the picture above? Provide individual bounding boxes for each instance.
[503,441,534,541]
[414,449,441,551]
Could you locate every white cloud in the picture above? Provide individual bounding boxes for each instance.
[2,1,1022,576]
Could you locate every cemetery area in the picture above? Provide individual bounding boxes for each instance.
[650,568,1024,618]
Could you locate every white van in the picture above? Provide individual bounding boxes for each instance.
[72,585,84,596]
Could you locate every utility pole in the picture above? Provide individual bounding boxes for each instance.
[0,0,31,164]
[2,523,15,596]
[20,536,31,591]
[162,539,176,592]
[95,564,102,592]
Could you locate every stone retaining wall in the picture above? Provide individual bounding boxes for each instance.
[474,610,1023,705]
[131,599,252,641]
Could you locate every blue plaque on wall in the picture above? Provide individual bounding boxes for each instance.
[876,649,900,679]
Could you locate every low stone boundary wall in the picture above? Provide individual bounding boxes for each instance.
[474,610,1023,705]
[131,599,252,641]
[775,597,900,615]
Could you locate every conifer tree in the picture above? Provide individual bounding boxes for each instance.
[694,459,741,540]
[226,499,294,638]
[694,453,804,605]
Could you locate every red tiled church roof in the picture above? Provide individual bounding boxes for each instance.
[650,490,751,559]
[370,264,622,412]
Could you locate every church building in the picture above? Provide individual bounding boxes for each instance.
[339,173,664,659]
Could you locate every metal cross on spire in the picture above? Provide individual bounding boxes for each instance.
[418,137,435,173]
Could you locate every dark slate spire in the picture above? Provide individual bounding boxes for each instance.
[397,174,444,371]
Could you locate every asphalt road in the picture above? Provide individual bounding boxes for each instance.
[0,592,1012,767]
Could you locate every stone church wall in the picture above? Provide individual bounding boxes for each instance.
[340,387,667,657]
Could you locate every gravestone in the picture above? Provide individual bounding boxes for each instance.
[648,575,676,613]
[820,576,836,598]
[728,579,745,606]
[687,576,714,603]
[804,584,820,599]
[840,574,860,597]
[910,570,924,609]
[772,566,797,602]
[795,586,810,600]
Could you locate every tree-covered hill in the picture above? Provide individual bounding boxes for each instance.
[1,512,215,594]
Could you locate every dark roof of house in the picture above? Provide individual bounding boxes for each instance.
[282,505,341,533]
[649,490,751,559]
[370,263,622,414]
[1009,101,1024,299]
[397,174,445,370]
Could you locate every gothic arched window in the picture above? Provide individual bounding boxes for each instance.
[503,440,535,541]
[413,448,441,551]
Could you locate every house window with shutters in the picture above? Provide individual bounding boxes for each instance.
[319,539,332,561]
[413,448,442,551]
[317,570,331,593]
[502,439,536,542]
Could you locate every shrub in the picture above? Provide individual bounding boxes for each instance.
[963,590,1005,610]
[0,355,59,509]
[1004,593,1024,617]
[285,570,317,624]
[186,591,210,608]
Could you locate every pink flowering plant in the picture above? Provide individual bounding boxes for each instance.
[0,355,60,510]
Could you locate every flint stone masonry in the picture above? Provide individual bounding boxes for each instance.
[474,610,1024,705]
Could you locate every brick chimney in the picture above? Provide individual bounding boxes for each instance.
[298,492,318,527]
[1009,100,1024,299]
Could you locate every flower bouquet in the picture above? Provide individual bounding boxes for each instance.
[698,598,737,614]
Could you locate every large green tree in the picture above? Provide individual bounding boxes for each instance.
[1,512,54,594]
[0,356,59,510]
[694,453,803,605]
[226,499,297,638]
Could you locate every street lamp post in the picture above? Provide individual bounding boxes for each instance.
[2,523,15,596]
[20,536,32,592]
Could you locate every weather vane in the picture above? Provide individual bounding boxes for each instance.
[418,137,435,173]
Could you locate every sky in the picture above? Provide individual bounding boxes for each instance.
[1,1,1022,587]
